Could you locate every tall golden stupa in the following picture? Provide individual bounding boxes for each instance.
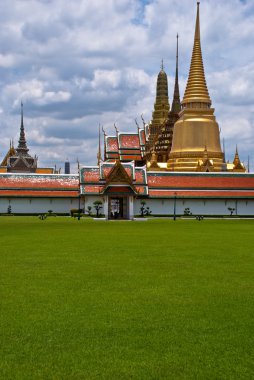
[146,61,170,155]
[167,2,225,171]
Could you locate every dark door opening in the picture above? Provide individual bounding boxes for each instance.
[109,197,128,219]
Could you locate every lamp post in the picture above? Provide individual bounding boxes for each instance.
[173,192,177,221]
[78,162,81,221]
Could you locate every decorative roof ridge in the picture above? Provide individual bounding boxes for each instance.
[0,173,79,178]
[118,132,139,136]
[146,171,254,177]
[81,165,99,169]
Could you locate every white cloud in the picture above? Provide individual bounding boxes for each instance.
[0,54,15,68]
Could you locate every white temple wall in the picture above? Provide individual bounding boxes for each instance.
[83,195,104,215]
[0,197,80,214]
[1,196,254,216]
[134,198,254,216]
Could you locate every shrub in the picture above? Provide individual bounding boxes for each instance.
[70,208,83,217]
[140,201,152,217]
[93,201,103,218]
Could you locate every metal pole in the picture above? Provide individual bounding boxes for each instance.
[78,166,81,221]
[78,195,81,220]
[173,193,177,221]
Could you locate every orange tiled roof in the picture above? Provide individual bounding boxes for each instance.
[147,173,254,190]
[149,190,254,198]
[0,173,79,197]
[118,133,140,149]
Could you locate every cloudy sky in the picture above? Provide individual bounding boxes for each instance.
[0,0,253,171]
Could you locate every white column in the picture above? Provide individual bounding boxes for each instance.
[129,196,134,220]
[104,196,109,219]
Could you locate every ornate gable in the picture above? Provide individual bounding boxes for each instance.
[105,160,133,185]
[102,160,137,194]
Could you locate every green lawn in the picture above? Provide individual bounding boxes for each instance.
[0,217,253,380]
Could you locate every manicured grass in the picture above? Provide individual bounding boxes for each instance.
[0,217,253,379]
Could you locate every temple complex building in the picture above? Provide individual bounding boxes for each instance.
[0,103,56,174]
[0,2,252,218]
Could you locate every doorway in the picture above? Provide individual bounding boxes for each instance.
[109,197,128,219]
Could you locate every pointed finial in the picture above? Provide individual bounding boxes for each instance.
[102,126,107,161]
[176,33,179,62]
[16,100,28,155]
[10,139,11,148]
[171,33,181,113]
[195,2,200,41]
[141,114,145,127]
[97,124,102,165]
[102,126,106,136]
[182,1,211,106]
[161,59,164,71]
[135,118,140,130]
[21,100,24,121]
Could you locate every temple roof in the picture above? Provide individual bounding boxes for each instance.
[104,128,146,163]
[1,169,254,199]
[0,173,79,197]
[147,172,254,198]
[80,161,148,196]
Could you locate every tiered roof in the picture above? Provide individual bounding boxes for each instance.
[80,161,148,196]
[104,128,147,163]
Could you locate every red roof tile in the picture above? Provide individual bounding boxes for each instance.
[149,190,254,198]
[118,134,140,149]
[106,136,118,152]
[147,173,254,189]
[82,168,100,182]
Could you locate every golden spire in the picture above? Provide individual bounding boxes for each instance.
[182,2,211,107]
[233,145,240,166]
[233,145,245,172]
[97,125,102,165]
[171,34,181,114]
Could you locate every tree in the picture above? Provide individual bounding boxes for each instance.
[86,206,92,216]
[140,201,152,217]
[228,207,235,216]
[184,207,192,216]
[93,200,103,218]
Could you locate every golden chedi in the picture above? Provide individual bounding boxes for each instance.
[167,2,225,171]
[146,60,170,155]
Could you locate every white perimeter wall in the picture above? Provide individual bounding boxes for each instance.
[134,198,254,216]
[83,196,105,215]
[0,198,80,214]
[1,196,254,216]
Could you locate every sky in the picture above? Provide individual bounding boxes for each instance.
[0,0,254,172]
